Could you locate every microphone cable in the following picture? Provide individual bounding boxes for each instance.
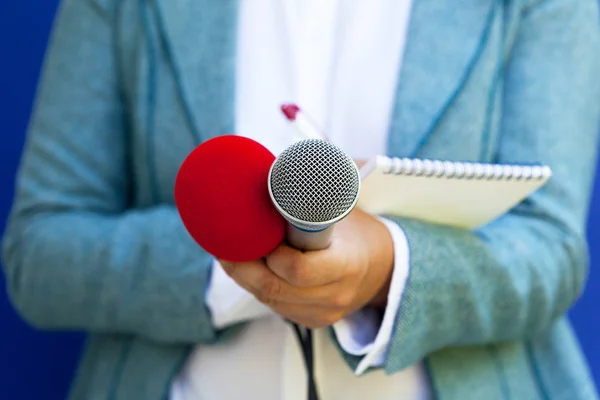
[290,323,319,400]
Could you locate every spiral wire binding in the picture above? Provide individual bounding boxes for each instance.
[381,157,551,181]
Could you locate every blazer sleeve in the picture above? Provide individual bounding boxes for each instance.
[1,0,234,344]
[334,0,600,373]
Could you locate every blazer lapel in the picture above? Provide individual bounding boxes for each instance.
[152,0,239,145]
[388,0,497,158]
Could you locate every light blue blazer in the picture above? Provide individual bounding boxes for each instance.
[2,0,600,399]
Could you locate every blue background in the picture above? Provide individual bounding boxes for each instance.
[0,2,598,399]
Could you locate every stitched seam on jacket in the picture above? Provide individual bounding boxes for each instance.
[410,1,498,158]
[141,0,159,203]
[108,337,134,400]
[423,357,441,399]
[525,341,550,400]
[480,0,505,161]
[479,59,502,161]
[113,0,136,207]
[161,345,194,400]
[488,344,511,400]
[150,0,202,147]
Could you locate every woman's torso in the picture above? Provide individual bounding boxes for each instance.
[65,1,598,399]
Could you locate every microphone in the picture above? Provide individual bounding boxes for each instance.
[268,138,361,251]
[175,135,355,400]
[174,135,286,262]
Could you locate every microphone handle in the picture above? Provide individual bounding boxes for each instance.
[286,224,333,251]
[285,222,328,400]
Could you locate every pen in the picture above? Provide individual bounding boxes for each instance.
[280,103,329,141]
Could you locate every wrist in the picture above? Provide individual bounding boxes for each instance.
[363,213,395,311]
[369,270,392,310]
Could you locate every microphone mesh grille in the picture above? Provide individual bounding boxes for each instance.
[270,139,360,223]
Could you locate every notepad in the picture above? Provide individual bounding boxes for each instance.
[358,156,552,230]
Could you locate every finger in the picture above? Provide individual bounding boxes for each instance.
[219,258,270,294]
[218,259,259,277]
[220,257,340,306]
[266,244,345,287]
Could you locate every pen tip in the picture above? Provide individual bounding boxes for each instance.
[281,104,300,121]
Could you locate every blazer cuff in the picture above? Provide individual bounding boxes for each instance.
[206,259,275,329]
[332,216,410,375]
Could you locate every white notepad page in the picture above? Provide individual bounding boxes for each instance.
[358,156,552,230]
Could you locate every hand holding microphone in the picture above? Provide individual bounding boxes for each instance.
[211,136,390,327]
[220,207,394,328]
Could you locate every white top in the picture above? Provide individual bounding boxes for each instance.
[171,1,432,399]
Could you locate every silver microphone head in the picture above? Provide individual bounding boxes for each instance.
[268,139,361,231]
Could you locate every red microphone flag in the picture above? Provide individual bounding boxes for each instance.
[175,135,285,262]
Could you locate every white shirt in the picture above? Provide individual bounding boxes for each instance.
[171,1,431,399]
